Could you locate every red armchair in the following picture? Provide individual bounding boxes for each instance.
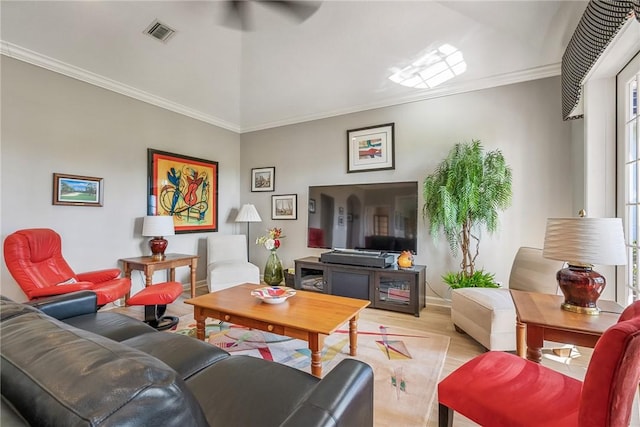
[4,228,130,306]
[438,300,640,427]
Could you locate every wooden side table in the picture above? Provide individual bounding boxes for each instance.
[120,253,199,299]
[510,289,624,363]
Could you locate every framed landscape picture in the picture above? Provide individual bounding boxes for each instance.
[148,149,218,233]
[53,173,103,207]
[347,123,395,173]
[272,194,297,220]
[251,167,275,192]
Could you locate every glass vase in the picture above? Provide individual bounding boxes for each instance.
[264,251,284,286]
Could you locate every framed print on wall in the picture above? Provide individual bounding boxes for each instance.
[272,194,297,220]
[148,149,218,233]
[251,167,275,192]
[347,123,395,173]
[52,173,103,207]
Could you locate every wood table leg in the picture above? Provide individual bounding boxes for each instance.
[144,266,154,288]
[516,318,526,358]
[169,267,176,282]
[190,259,197,298]
[123,262,132,303]
[349,315,359,356]
[194,308,206,341]
[526,324,544,363]
[309,332,326,377]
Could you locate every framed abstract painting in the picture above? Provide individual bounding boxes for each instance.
[148,149,218,233]
[347,123,395,173]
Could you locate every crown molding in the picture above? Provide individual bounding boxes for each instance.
[2,41,559,134]
[242,63,561,132]
[0,41,241,133]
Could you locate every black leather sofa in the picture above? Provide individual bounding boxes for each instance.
[0,291,374,427]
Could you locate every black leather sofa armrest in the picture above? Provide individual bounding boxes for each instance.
[27,291,98,320]
[280,359,374,427]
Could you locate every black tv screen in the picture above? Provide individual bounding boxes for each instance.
[307,181,418,254]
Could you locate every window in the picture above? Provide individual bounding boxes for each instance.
[618,53,640,304]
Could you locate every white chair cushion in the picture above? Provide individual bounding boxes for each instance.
[206,234,260,293]
[452,288,517,351]
[207,261,260,292]
[450,247,563,351]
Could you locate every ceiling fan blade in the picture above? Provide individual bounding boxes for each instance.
[224,0,253,31]
[260,1,321,23]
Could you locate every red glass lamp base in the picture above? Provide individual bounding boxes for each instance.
[149,237,168,261]
[556,265,605,315]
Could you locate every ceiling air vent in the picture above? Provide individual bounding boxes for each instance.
[144,19,176,43]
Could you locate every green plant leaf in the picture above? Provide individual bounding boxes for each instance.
[423,139,512,277]
[442,270,500,289]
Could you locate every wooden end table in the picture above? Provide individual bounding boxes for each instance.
[510,289,624,363]
[120,253,199,299]
[184,283,370,377]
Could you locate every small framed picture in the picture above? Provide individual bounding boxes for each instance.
[53,173,103,207]
[338,216,344,226]
[347,123,395,173]
[272,194,297,220]
[309,198,316,213]
[251,167,275,192]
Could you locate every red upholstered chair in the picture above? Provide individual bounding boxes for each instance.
[438,300,640,427]
[4,228,130,306]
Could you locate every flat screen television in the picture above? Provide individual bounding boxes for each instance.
[307,181,418,254]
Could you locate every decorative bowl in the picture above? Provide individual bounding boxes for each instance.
[251,286,296,304]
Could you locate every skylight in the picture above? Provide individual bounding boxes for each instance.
[388,44,467,89]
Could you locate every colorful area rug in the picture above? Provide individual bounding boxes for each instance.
[172,315,450,426]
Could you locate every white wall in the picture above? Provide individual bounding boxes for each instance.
[0,56,578,304]
[240,77,575,302]
[1,57,241,301]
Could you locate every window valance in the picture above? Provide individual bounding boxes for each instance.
[562,0,640,120]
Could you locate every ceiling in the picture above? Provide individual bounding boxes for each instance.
[0,1,588,133]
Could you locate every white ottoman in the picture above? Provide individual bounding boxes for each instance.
[449,247,562,351]
[451,288,517,351]
[207,260,260,292]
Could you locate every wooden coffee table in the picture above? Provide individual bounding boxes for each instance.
[510,289,624,363]
[184,283,371,377]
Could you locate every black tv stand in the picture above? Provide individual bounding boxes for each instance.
[294,256,426,317]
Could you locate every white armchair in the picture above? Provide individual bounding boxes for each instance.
[451,247,563,351]
[207,234,260,292]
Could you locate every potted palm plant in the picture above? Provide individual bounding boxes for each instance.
[423,139,512,288]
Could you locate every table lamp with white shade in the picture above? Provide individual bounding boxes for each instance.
[142,215,175,260]
[542,212,626,315]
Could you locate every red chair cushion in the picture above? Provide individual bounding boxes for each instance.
[619,300,640,322]
[76,268,121,283]
[579,316,640,427]
[127,282,183,306]
[4,229,77,297]
[438,351,582,427]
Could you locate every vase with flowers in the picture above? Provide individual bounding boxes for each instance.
[256,227,285,286]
